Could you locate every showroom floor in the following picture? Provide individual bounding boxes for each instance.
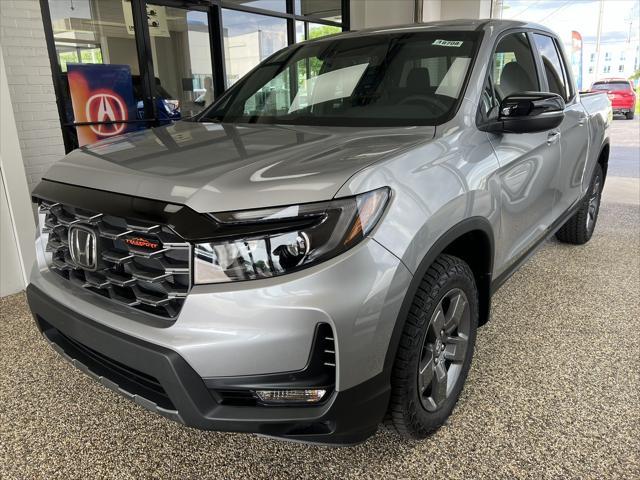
[1,120,639,480]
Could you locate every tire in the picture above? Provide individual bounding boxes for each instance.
[555,163,603,245]
[385,254,478,439]
[626,111,635,120]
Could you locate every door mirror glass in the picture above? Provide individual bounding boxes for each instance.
[480,92,565,133]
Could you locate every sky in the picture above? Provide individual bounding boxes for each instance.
[496,0,640,45]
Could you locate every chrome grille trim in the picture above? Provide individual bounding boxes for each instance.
[39,201,192,319]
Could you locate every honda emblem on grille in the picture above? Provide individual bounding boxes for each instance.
[69,225,98,271]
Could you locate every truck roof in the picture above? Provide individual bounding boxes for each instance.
[312,19,557,40]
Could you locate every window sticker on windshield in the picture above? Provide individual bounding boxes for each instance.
[433,39,464,47]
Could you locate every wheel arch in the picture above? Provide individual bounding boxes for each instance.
[383,217,495,373]
[597,141,610,181]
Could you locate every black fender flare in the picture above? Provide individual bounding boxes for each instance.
[382,216,495,375]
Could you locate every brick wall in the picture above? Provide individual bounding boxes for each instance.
[0,0,66,191]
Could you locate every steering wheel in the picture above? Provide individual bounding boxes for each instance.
[398,95,449,112]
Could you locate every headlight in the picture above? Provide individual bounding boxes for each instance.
[194,187,390,284]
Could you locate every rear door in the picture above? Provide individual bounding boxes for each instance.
[483,31,561,276]
[532,33,589,215]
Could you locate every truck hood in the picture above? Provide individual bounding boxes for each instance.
[44,121,434,212]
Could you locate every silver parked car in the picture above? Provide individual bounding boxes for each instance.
[28,20,611,445]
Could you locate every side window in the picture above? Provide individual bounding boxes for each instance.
[480,32,539,119]
[533,34,570,100]
[492,33,540,101]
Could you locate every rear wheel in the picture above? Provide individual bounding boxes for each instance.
[626,111,635,120]
[556,164,603,245]
[385,254,478,439]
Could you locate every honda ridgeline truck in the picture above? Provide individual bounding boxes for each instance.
[28,20,611,445]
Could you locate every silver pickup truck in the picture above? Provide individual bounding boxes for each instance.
[28,19,611,445]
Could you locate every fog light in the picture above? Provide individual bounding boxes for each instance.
[255,389,327,404]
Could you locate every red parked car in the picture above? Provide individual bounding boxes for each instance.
[590,78,637,119]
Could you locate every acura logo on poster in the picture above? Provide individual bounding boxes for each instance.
[67,63,138,146]
[85,92,128,136]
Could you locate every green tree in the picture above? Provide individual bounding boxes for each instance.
[307,24,341,40]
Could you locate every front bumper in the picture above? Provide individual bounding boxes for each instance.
[27,284,391,444]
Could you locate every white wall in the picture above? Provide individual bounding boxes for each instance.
[423,0,493,22]
[351,0,493,29]
[351,0,416,29]
[0,175,25,296]
[1,48,37,297]
[0,0,66,191]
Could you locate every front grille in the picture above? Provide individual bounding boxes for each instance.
[39,201,192,318]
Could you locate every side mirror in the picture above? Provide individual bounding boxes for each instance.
[480,92,565,134]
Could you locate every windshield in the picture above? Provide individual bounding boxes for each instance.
[592,81,631,91]
[200,31,480,127]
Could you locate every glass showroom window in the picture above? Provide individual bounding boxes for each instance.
[43,0,348,152]
[224,0,287,13]
[296,20,306,42]
[48,0,137,74]
[308,22,341,39]
[296,22,341,42]
[47,0,143,146]
[222,9,288,87]
[147,6,214,118]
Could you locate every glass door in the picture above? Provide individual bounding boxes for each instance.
[146,4,215,120]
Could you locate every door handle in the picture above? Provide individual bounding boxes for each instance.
[578,116,587,126]
[547,131,560,145]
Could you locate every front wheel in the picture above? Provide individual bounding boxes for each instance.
[626,111,635,120]
[385,254,478,439]
[556,164,603,245]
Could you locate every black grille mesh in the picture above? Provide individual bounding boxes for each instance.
[40,201,191,318]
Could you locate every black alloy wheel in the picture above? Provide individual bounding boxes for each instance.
[386,254,478,439]
[418,288,471,412]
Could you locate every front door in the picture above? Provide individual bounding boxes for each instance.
[483,32,562,276]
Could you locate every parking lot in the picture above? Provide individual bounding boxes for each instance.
[1,117,638,479]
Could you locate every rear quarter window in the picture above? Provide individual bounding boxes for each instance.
[533,33,572,100]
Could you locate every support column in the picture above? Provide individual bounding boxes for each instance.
[0,49,37,295]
